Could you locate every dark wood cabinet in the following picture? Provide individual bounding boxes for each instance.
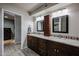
[47,40,64,56]
[46,40,70,56]
[27,36,47,56]
[31,37,38,53]
[63,44,79,56]
[27,35,79,56]
[27,35,38,52]
[27,35,33,49]
[38,38,47,56]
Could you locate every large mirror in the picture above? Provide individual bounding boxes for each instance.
[53,15,68,33]
[37,21,43,32]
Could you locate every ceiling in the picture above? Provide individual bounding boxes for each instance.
[3,3,58,18]
[4,13,14,20]
[14,3,44,12]
[14,3,57,15]
[4,3,43,20]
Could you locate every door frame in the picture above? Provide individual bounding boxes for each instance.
[2,9,22,56]
[0,8,4,56]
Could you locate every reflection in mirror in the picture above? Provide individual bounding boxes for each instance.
[53,17,60,32]
[37,21,43,32]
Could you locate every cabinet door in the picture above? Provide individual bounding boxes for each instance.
[27,35,33,49]
[31,37,38,53]
[47,40,56,56]
[27,36,39,54]
[70,46,79,56]
[53,42,67,56]
[64,45,79,56]
[38,38,47,56]
[47,40,67,56]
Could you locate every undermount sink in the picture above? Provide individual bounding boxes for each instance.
[50,36,66,40]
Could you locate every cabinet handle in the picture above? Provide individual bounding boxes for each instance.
[54,49,56,52]
[54,49,59,53]
[57,49,59,53]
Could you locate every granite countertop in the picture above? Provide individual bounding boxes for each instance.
[27,34,79,48]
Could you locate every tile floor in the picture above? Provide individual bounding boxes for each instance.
[22,48,39,56]
[4,40,39,56]
[4,44,24,56]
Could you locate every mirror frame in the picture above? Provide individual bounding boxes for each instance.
[52,15,69,33]
[37,21,43,32]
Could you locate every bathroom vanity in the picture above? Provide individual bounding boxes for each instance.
[27,34,79,56]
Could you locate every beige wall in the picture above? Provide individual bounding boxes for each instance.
[51,4,79,37]
[0,3,34,49]
[33,4,79,37]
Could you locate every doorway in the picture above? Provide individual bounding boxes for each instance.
[4,12,15,45]
[4,11,22,56]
